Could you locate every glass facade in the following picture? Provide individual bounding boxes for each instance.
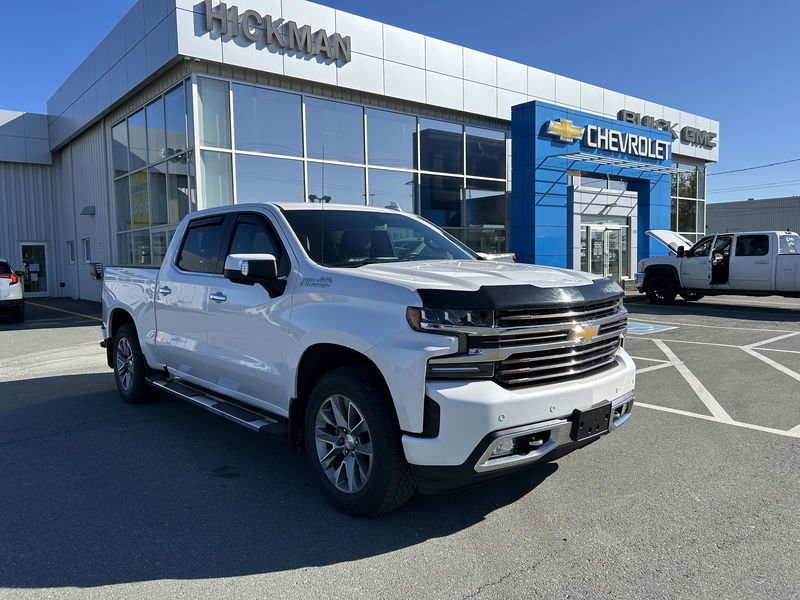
[111,80,195,265]
[191,76,509,257]
[671,159,706,243]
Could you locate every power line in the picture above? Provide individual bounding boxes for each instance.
[708,157,800,176]
[708,178,800,194]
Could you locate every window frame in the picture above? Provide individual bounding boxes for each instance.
[222,212,292,278]
[81,238,92,264]
[175,215,230,275]
[67,240,76,264]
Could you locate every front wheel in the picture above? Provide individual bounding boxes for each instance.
[304,365,416,516]
[644,275,678,305]
[680,292,705,302]
[113,323,150,404]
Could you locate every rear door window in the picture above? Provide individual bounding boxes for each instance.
[177,217,227,273]
[735,235,770,256]
[779,234,799,254]
[0,262,11,275]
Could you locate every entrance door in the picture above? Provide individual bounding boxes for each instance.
[19,243,49,297]
[582,225,629,283]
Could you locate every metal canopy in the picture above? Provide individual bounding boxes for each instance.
[551,152,692,175]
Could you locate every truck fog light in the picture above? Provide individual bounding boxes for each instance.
[490,438,515,457]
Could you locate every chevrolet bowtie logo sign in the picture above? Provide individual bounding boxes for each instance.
[571,323,600,344]
[546,119,585,143]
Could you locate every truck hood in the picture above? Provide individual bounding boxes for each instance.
[351,260,621,308]
[646,230,693,253]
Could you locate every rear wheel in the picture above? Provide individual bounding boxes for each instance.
[644,275,678,305]
[304,365,416,516]
[113,323,150,404]
[680,292,705,302]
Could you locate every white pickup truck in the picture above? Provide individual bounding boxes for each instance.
[102,203,634,515]
[637,230,800,304]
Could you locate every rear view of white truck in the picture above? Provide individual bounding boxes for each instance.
[102,202,635,515]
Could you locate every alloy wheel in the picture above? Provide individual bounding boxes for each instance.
[314,394,373,494]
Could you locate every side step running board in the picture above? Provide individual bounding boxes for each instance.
[149,377,288,439]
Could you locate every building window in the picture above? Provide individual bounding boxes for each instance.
[67,240,76,264]
[82,238,91,263]
[671,159,707,239]
[112,79,195,266]
[191,76,509,254]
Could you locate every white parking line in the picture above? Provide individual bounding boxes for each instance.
[629,355,671,363]
[745,331,800,349]
[741,347,800,383]
[652,340,734,423]
[636,363,674,374]
[650,338,800,353]
[636,402,800,439]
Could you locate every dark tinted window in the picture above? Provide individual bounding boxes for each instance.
[419,119,462,174]
[177,218,226,273]
[0,262,11,274]
[465,127,505,179]
[735,235,769,257]
[227,215,289,276]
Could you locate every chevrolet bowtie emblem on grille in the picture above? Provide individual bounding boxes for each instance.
[571,323,600,344]
[546,119,585,143]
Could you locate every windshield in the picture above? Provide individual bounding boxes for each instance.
[282,209,477,267]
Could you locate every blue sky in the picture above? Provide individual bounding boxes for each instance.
[1,0,797,202]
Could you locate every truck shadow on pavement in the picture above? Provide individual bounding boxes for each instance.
[0,373,557,589]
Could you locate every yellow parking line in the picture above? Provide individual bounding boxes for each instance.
[26,301,102,321]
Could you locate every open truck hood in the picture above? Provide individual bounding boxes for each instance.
[646,230,693,253]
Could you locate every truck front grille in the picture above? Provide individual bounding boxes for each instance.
[426,295,627,388]
[495,298,620,328]
[494,337,621,387]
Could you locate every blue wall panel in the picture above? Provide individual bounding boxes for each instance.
[511,101,673,267]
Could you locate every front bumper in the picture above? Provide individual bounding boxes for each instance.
[410,391,634,493]
[402,348,636,490]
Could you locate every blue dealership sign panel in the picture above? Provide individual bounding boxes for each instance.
[511,101,673,267]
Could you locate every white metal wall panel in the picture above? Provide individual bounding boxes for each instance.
[0,162,57,290]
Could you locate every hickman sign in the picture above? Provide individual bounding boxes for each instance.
[203,0,352,63]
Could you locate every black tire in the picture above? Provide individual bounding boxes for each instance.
[13,302,25,323]
[644,275,678,305]
[113,322,151,404]
[304,365,416,516]
[680,292,705,302]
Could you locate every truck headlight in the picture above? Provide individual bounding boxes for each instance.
[406,307,494,332]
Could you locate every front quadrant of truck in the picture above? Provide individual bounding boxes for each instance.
[102,202,635,516]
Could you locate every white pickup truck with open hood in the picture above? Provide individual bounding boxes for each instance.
[637,230,800,304]
[101,202,634,515]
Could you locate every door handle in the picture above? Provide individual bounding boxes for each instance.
[158,286,171,296]
[755,260,769,264]
[209,292,227,302]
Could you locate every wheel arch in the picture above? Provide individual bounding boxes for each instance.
[105,308,135,368]
[643,264,681,287]
[290,343,391,450]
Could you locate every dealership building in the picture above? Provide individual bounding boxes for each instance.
[0,0,719,301]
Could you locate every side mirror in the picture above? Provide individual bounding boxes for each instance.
[14,270,25,278]
[676,246,685,258]
[224,253,278,285]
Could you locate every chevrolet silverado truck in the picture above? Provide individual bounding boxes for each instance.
[101,203,634,515]
[637,230,800,304]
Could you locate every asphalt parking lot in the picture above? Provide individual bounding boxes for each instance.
[1,296,798,599]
